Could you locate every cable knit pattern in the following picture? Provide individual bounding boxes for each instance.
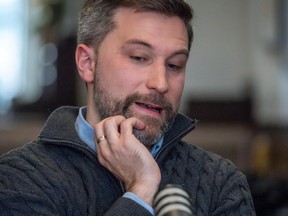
[159,141,255,215]
[0,106,255,215]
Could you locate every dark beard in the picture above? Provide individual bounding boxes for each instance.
[94,76,176,146]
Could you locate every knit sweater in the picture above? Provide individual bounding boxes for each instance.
[0,106,255,215]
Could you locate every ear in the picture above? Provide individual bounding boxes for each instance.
[75,44,96,83]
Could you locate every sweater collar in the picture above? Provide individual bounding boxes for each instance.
[39,106,196,149]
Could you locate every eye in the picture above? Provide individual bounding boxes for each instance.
[130,56,147,63]
[167,63,181,71]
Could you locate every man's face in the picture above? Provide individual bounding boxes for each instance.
[94,8,189,146]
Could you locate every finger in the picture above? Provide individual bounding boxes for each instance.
[94,133,107,153]
[95,135,106,145]
[103,115,126,143]
[94,121,110,159]
[120,117,145,138]
[94,119,104,137]
[94,132,115,169]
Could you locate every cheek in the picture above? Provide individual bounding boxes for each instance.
[168,77,185,107]
[97,61,143,97]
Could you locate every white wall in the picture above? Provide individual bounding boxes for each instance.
[182,0,251,103]
[248,0,288,125]
[181,0,288,126]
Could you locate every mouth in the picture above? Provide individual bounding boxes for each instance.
[135,102,163,116]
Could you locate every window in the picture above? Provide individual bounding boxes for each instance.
[0,0,26,114]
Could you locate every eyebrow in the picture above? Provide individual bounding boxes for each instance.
[123,39,189,57]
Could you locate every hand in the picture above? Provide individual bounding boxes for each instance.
[94,115,161,205]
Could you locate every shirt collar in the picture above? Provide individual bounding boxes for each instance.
[75,106,163,157]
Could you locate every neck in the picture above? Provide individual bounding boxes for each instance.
[86,86,101,127]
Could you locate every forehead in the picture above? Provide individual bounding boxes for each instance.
[111,7,189,51]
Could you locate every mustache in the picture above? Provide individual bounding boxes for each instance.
[122,93,173,115]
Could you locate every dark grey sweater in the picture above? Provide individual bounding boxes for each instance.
[0,106,255,215]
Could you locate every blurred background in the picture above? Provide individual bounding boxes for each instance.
[0,0,288,215]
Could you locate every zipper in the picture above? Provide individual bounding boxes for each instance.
[154,122,195,160]
[119,181,125,193]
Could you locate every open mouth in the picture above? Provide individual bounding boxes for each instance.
[135,102,163,114]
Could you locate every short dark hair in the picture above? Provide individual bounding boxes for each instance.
[77,0,194,51]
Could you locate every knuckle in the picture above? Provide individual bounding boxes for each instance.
[107,115,126,122]
[101,148,111,158]
[120,117,131,125]
[94,124,101,132]
[97,154,106,165]
[115,115,126,120]
[110,143,121,152]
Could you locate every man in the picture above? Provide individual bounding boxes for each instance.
[0,0,256,215]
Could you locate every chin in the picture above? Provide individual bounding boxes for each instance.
[132,127,163,147]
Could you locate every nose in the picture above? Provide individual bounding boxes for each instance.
[146,63,168,94]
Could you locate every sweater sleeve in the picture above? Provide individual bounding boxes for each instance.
[0,143,155,216]
[0,153,63,215]
[104,197,153,216]
[211,162,256,216]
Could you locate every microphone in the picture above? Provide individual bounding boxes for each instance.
[153,184,192,216]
